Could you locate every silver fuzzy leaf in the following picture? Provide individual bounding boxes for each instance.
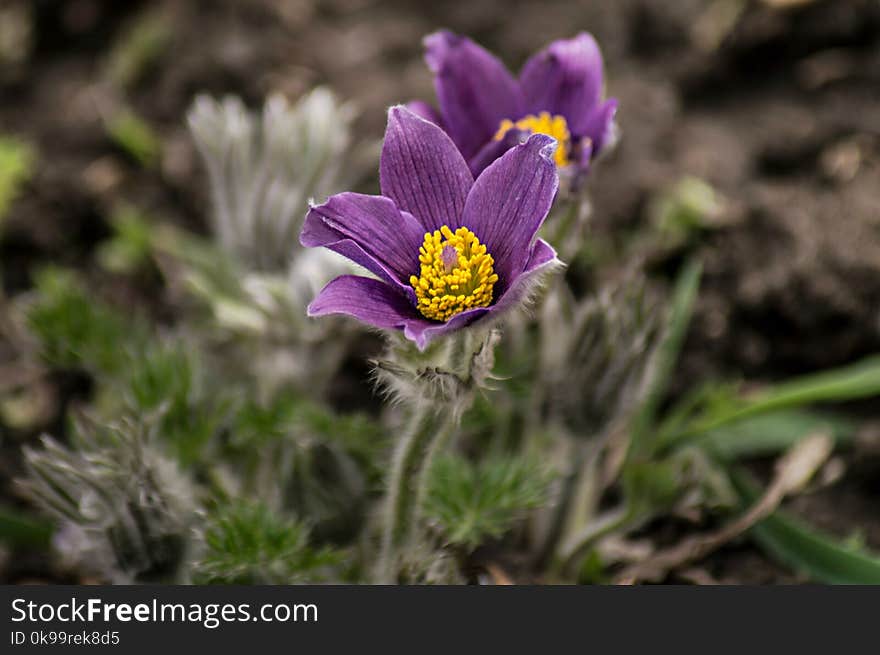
[187,88,360,272]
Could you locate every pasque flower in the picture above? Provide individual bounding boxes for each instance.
[301,106,560,350]
[410,31,617,181]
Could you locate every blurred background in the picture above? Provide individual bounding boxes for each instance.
[1,0,880,584]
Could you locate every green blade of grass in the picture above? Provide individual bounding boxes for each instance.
[660,355,880,451]
[695,410,857,460]
[731,469,880,584]
[628,258,702,458]
[106,110,160,168]
[0,135,35,226]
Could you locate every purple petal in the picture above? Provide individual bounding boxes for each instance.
[424,30,523,161]
[301,192,424,298]
[555,135,594,190]
[308,275,420,330]
[459,134,559,293]
[491,238,561,314]
[575,136,594,168]
[580,97,618,157]
[308,274,491,352]
[380,106,473,233]
[524,238,559,274]
[405,100,446,130]
[519,33,605,138]
[403,306,491,351]
[466,128,523,178]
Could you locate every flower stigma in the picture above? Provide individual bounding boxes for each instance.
[494,112,570,167]
[410,225,498,322]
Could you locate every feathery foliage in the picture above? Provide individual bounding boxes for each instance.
[423,455,550,550]
[25,268,140,374]
[193,502,341,584]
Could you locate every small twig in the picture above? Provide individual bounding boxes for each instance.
[677,567,720,586]
[615,432,833,584]
[484,562,514,585]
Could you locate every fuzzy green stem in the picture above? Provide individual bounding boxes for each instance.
[375,330,493,582]
[412,414,458,531]
[378,404,455,582]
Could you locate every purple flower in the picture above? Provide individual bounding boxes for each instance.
[301,106,560,350]
[410,31,617,182]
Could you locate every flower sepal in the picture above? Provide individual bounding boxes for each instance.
[373,328,502,413]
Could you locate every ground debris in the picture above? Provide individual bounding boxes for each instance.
[614,433,833,584]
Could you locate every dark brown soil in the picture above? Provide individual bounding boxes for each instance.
[2,0,880,583]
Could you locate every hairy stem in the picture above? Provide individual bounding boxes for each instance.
[378,404,455,582]
[375,330,493,582]
[412,414,458,531]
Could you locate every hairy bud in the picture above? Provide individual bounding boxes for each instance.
[18,419,198,583]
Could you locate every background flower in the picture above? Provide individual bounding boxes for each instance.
[411,31,617,181]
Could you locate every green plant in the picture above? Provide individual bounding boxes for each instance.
[0,134,34,226]
[106,110,160,167]
[423,454,550,550]
[25,267,140,374]
[193,502,341,584]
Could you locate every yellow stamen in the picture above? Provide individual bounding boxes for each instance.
[494,111,571,167]
[409,225,498,322]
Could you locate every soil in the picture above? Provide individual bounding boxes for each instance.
[2,0,880,583]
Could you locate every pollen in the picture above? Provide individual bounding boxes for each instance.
[409,225,498,322]
[494,111,571,167]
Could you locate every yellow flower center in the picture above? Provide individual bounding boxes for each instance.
[409,225,498,322]
[494,111,571,167]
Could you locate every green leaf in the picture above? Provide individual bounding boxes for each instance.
[27,270,225,465]
[0,134,35,226]
[660,355,880,450]
[232,393,384,468]
[651,176,722,248]
[731,470,880,584]
[696,410,857,460]
[423,454,550,550]
[622,457,690,515]
[119,339,228,466]
[25,267,141,374]
[105,9,173,89]
[193,502,341,584]
[96,204,155,274]
[106,110,160,168]
[628,258,702,457]
[149,224,259,324]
